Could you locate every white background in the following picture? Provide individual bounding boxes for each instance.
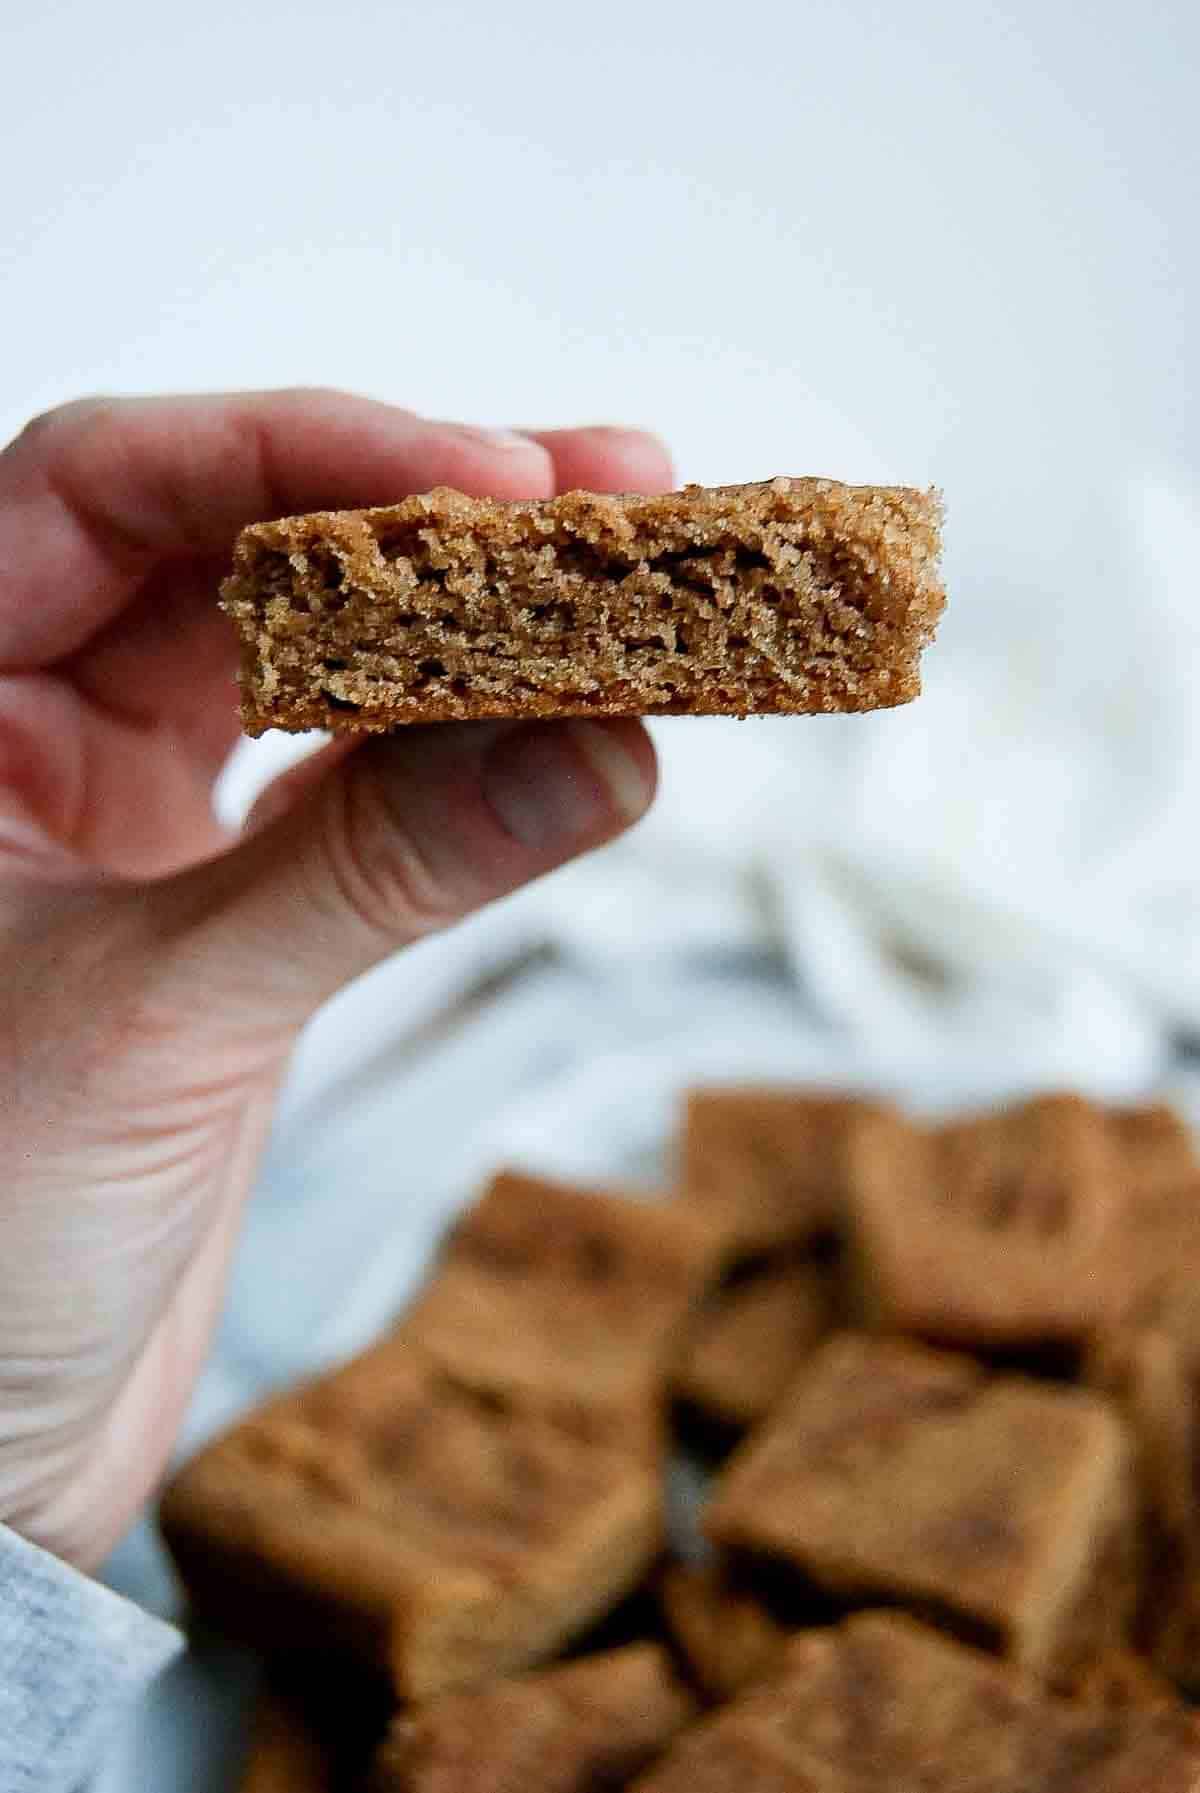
[3,2,1199,1785]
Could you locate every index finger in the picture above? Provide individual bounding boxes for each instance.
[0,391,576,669]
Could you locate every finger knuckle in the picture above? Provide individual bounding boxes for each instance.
[18,396,120,448]
[320,761,457,940]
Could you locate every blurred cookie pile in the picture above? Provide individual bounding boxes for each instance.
[160,1090,1200,1790]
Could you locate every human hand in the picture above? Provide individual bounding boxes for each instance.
[0,391,669,1570]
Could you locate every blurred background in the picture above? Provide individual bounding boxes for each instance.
[3,0,1198,1783]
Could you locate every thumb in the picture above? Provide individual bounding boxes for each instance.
[143,718,656,1049]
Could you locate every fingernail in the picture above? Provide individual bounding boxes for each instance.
[568,721,654,825]
[452,425,544,452]
[482,720,652,851]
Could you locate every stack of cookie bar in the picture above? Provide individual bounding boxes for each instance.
[161,1089,1200,1790]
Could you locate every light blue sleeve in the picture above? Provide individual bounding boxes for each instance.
[0,1522,182,1792]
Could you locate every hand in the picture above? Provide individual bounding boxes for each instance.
[0,391,669,1570]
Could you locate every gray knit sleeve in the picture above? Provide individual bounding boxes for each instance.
[0,1522,182,1791]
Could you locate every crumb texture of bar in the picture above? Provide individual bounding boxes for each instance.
[405,1170,722,1436]
[372,1643,695,1792]
[674,1258,833,1434]
[704,1334,1136,1679]
[659,1563,790,1701]
[629,1613,1200,1792]
[160,1340,662,1700]
[846,1095,1121,1350]
[222,479,945,733]
[679,1088,882,1259]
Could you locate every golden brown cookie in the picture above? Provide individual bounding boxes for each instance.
[845,1095,1121,1353]
[406,1170,722,1444]
[161,1344,662,1701]
[704,1334,1137,1682]
[222,479,945,734]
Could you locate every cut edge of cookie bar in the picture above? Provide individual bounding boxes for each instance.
[222,479,945,735]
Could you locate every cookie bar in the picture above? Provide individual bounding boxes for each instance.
[659,1563,789,1701]
[630,1613,1200,1792]
[674,1259,833,1436]
[405,1171,722,1443]
[845,1096,1120,1352]
[704,1334,1136,1680]
[160,1343,662,1701]
[222,479,945,734]
[371,1644,695,1791]
[679,1088,882,1260]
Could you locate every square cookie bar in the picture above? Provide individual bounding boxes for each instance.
[223,480,945,734]
[161,1342,662,1701]
[704,1334,1136,1681]
[846,1096,1120,1351]
[680,1088,883,1260]
[404,1171,722,1443]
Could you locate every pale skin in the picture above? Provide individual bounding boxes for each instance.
[0,390,671,1572]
